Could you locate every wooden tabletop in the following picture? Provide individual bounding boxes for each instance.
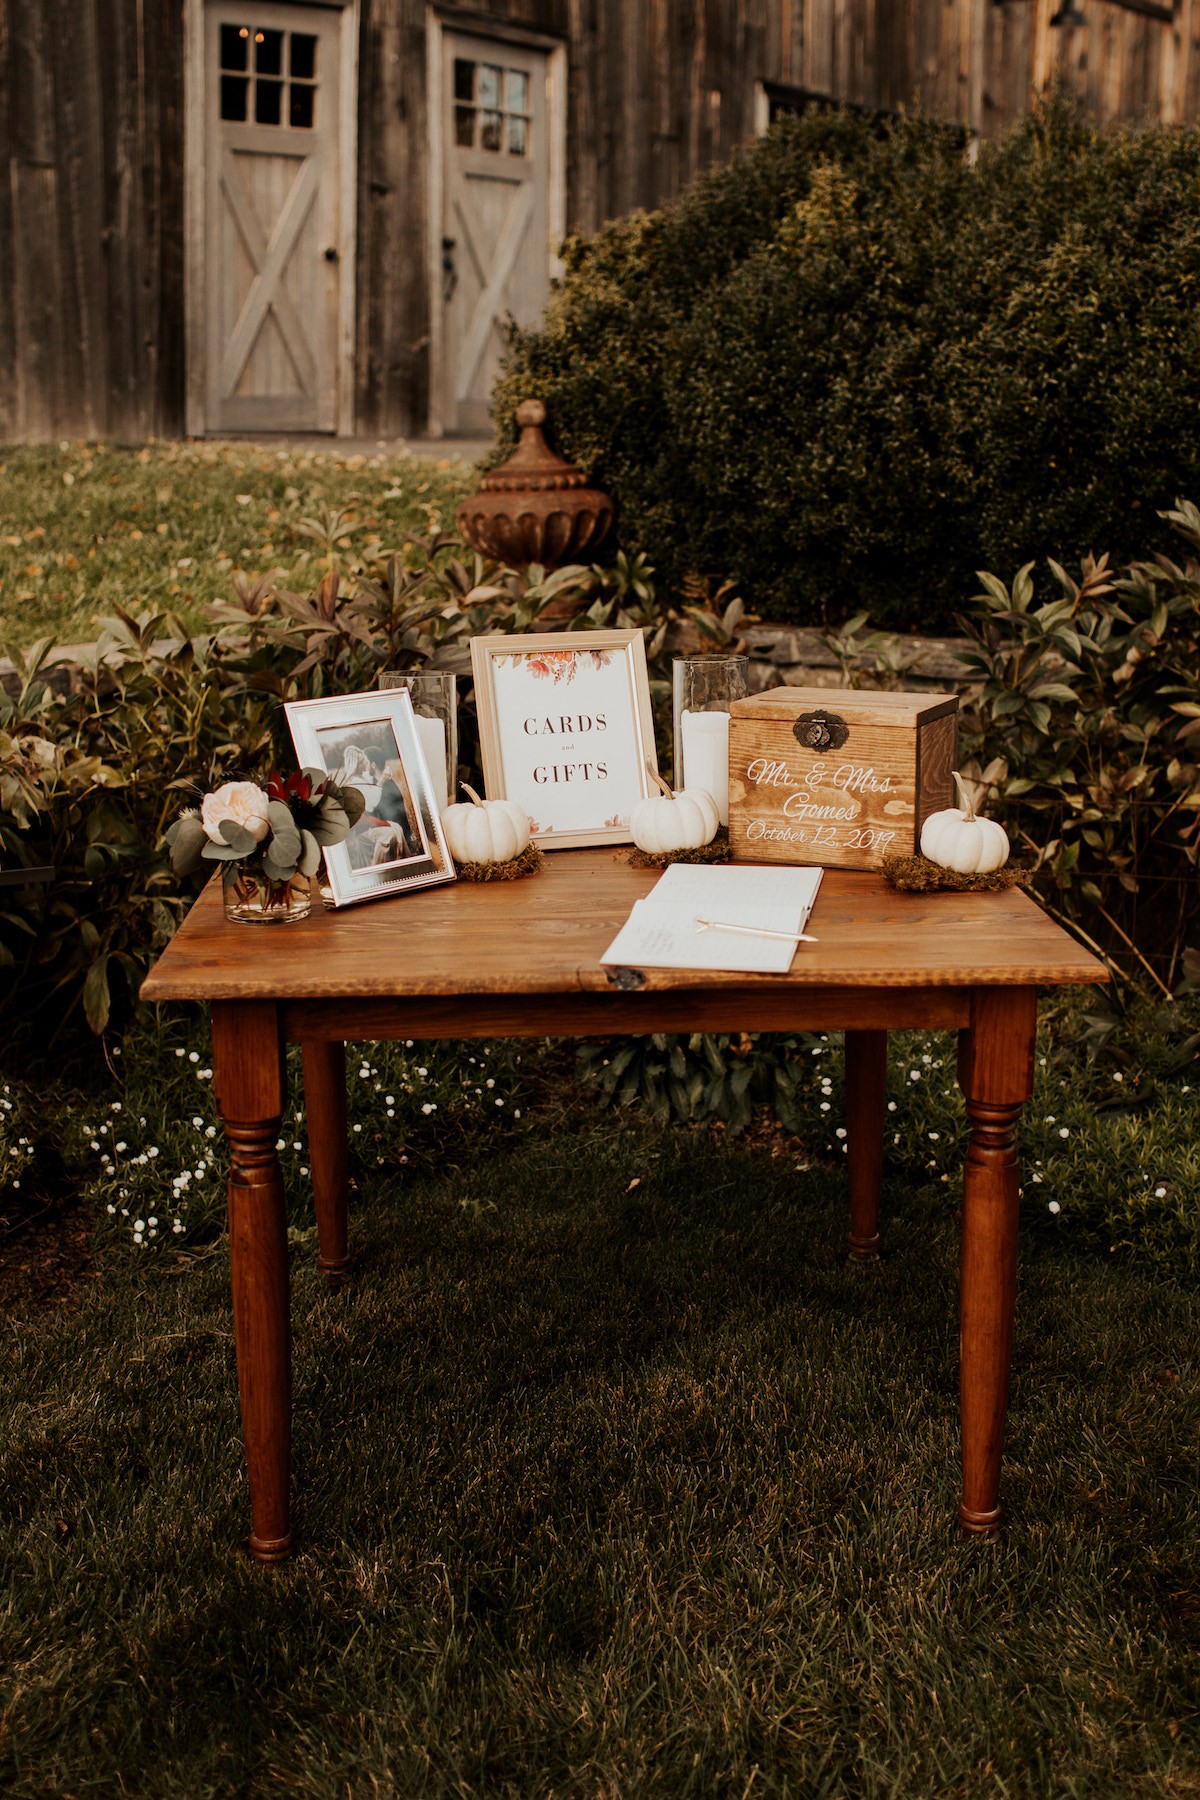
[141,849,1106,1004]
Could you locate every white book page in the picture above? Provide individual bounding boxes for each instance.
[600,864,823,974]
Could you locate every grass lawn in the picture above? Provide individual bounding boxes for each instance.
[1,1021,1197,1799]
[0,440,476,652]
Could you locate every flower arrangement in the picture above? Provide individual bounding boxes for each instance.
[166,769,365,918]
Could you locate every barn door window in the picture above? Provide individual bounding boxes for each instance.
[452,58,530,156]
[219,21,318,127]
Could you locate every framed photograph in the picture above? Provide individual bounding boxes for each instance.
[284,689,456,907]
[470,629,659,849]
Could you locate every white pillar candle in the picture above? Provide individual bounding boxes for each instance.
[413,714,449,816]
[679,708,730,825]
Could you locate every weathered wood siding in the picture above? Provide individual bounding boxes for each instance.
[0,0,183,442]
[3,0,1199,442]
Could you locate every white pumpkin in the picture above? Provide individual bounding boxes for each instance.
[440,784,530,864]
[920,771,1010,874]
[631,763,720,853]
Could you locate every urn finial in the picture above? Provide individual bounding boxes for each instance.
[455,399,614,570]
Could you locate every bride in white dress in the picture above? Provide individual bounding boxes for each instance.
[332,744,383,814]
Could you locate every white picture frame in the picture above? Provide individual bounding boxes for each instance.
[470,629,660,849]
[284,688,456,907]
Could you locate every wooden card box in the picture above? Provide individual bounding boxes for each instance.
[727,688,958,870]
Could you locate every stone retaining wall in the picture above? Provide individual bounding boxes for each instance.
[2,623,977,706]
[740,625,973,695]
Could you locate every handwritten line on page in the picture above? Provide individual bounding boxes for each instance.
[600,863,823,975]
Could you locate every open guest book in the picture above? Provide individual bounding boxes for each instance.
[600,863,824,975]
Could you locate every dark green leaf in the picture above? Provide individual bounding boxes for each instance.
[82,957,111,1035]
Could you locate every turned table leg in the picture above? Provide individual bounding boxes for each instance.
[212,1000,293,1564]
[302,1040,350,1289]
[956,986,1036,1539]
[845,1029,887,1264]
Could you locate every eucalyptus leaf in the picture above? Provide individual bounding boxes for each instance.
[327,781,366,827]
[201,839,247,862]
[262,851,299,883]
[268,816,302,864]
[166,815,209,878]
[307,802,350,846]
[216,819,258,858]
[298,829,322,877]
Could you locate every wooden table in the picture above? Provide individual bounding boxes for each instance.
[141,850,1104,1563]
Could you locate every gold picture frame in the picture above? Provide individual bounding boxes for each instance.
[470,629,660,849]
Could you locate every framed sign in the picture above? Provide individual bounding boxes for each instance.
[470,630,659,849]
[284,689,457,906]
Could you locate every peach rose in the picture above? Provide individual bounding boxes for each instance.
[201,780,271,845]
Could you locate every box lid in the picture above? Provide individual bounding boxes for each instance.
[729,687,958,727]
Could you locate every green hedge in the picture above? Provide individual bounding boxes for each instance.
[493,98,1200,633]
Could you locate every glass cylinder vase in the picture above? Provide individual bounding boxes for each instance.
[671,655,749,826]
[223,870,312,925]
[379,671,458,816]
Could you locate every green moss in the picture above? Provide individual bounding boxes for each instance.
[454,842,545,881]
[627,827,733,868]
[881,854,1030,893]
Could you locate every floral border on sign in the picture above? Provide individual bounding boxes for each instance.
[494,648,615,686]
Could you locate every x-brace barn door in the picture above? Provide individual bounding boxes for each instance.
[440,30,550,434]
[203,1,345,432]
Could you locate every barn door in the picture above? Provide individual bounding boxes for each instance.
[204,0,346,432]
[440,32,550,434]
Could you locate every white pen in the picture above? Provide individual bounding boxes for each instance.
[693,916,818,943]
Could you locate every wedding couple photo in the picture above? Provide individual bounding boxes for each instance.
[317,721,428,871]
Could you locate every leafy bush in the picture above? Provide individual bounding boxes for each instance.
[0,616,295,1041]
[956,501,1200,986]
[494,98,1200,632]
[0,540,660,1042]
[577,1030,824,1136]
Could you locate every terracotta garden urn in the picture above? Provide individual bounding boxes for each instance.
[455,399,614,571]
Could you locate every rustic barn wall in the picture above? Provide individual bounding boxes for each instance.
[1029,0,1197,131]
[359,0,1200,435]
[0,0,184,442]
[1,0,1198,443]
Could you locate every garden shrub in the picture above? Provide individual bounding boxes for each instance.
[0,542,660,1043]
[954,501,1200,987]
[493,97,1200,633]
